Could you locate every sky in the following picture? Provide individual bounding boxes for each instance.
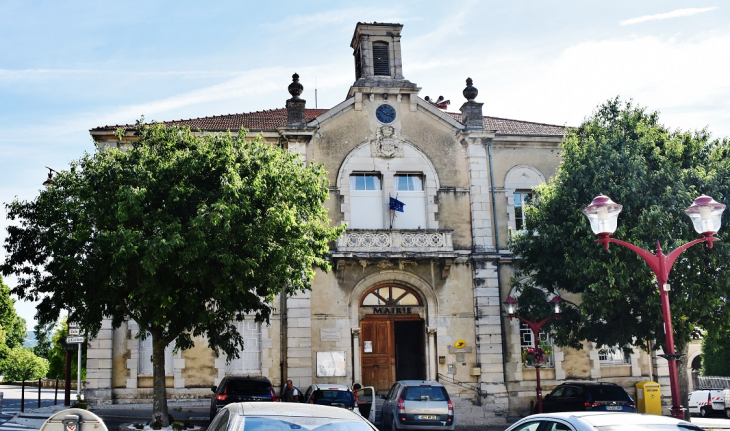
[1,1,729,330]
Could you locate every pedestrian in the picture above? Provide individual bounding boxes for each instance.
[281,380,300,402]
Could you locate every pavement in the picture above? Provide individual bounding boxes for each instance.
[2,400,730,431]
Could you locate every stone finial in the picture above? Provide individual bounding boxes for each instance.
[463,77,478,101]
[288,73,303,99]
[286,73,306,126]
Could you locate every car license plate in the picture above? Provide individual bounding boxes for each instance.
[418,415,437,420]
[606,406,621,411]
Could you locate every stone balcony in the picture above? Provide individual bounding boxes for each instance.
[334,229,454,255]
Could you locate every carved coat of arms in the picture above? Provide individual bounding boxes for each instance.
[370,126,404,158]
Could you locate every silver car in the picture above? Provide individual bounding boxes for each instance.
[208,401,377,431]
[381,380,455,431]
[505,412,703,431]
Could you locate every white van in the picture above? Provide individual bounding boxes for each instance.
[687,388,730,418]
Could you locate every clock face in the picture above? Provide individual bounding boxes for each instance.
[375,104,396,123]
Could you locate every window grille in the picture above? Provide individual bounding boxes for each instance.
[225,320,262,374]
[598,345,631,366]
[138,333,173,375]
[373,43,390,76]
[520,322,554,367]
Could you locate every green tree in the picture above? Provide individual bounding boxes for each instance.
[2,346,49,381]
[47,317,86,380]
[2,121,344,424]
[701,327,730,376]
[33,320,55,359]
[509,98,730,405]
[0,275,26,350]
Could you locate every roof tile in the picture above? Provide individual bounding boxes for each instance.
[92,108,565,137]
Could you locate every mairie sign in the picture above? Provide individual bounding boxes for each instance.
[367,306,422,315]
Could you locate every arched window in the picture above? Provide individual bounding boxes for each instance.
[362,285,422,306]
[505,165,546,233]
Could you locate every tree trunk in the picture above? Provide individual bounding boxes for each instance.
[677,343,690,422]
[151,330,169,427]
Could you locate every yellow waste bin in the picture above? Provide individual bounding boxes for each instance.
[636,381,662,415]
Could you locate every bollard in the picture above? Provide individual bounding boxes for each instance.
[55,378,59,405]
[38,378,42,408]
[1,391,4,411]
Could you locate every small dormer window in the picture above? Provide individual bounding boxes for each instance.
[373,42,390,76]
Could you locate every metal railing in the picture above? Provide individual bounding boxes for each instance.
[697,375,730,389]
[437,373,485,406]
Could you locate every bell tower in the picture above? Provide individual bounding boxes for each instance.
[351,22,405,81]
[348,22,420,108]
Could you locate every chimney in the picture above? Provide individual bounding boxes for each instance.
[286,73,306,126]
[459,78,484,129]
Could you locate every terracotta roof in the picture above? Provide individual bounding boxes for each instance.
[446,112,566,136]
[91,107,565,137]
[90,108,329,132]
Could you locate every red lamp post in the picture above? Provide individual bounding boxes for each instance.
[504,295,563,414]
[583,194,725,419]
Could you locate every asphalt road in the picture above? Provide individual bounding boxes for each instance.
[0,384,76,414]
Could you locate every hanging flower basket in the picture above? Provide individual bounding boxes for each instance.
[522,345,553,367]
[525,352,535,366]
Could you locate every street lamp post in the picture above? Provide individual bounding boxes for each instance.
[504,295,563,414]
[583,194,725,419]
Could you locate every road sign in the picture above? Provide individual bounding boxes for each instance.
[66,336,85,344]
[68,328,81,335]
[68,322,80,328]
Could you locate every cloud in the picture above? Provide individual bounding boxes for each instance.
[620,7,716,26]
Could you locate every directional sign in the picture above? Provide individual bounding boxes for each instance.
[68,328,81,336]
[66,336,85,344]
[68,321,80,329]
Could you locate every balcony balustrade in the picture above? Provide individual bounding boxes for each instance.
[336,229,453,254]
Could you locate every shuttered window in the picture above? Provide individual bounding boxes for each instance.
[373,42,390,76]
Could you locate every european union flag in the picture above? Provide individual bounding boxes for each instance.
[389,197,405,212]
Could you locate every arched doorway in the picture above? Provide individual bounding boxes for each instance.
[359,285,426,391]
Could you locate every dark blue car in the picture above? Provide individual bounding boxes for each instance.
[542,382,636,413]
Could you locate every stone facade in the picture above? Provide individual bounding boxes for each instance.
[86,22,675,421]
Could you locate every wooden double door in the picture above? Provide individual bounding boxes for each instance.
[360,315,426,392]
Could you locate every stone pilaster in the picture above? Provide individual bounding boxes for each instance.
[85,318,114,404]
[286,289,313,389]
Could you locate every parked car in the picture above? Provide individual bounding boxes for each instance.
[208,401,377,431]
[302,384,358,412]
[505,411,702,431]
[542,381,636,413]
[688,388,730,418]
[209,375,279,420]
[381,380,454,431]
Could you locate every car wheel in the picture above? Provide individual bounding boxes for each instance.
[700,406,709,418]
[725,408,730,419]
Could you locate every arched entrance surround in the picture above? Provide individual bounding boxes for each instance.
[348,270,441,390]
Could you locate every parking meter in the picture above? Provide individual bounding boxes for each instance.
[40,408,108,431]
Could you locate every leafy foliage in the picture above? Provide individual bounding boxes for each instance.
[33,320,55,359]
[0,276,26,351]
[47,317,86,380]
[701,327,730,376]
[2,347,49,381]
[1,121,344,423]
[509,98,730,354]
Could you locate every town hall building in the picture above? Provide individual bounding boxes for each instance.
[86,22,678,422]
